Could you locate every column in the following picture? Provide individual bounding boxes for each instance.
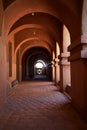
[59,25,71,92]
[16,48,21,82]
[55,42,60,87]
[19,48,22,82]
[68,0,87,119]
[7,37,18,87]
[51,51,55,82]
[59,52,70,92]
[68,35,87,120]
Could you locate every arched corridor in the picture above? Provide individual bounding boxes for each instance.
[1,0,87,129]
[22,47,52,81]
[0,82,87,130]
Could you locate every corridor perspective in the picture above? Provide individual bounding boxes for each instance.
[1,0,87,129]
[0,82,87,130]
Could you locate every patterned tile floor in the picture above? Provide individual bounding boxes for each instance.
[0,81,87,130]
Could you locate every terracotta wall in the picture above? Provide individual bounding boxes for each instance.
[0,0,7,110]
[0,37,6,110]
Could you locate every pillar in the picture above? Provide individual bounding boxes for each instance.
[55,42,60,87]
[7,37,17,87]
[59,52,70,92]
[68,0,87,119]
[16,48,22,82]
[19,48,22,82]
[59,25,71,92]
[68,36,87,119]
[51,51,55,82]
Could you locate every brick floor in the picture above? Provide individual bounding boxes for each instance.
[0,81,87,130]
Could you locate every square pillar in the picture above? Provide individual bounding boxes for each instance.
[51,61,55,82]
[55,58,60,88]
[51,51,55,82]
[68,40,87,120]
[59,52,70,92]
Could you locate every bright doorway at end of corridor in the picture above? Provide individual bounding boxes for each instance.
[22,47,52,81]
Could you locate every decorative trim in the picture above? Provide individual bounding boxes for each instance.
[68,44,87,61]
[81,34,87,43]
[68,51,81,61]
[61,61,70,66]
[61,52,70,58]
[68,36,81,51]
[55,58,59,62]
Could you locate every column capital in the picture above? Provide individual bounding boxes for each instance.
[51,61,54,64]
[68,34,87,61]
[58,52,70,66]
[81,34,87,43]
[59,52,70,59]
[68,34,87,52]
[68,42,87,61]
[55,58,59,62]
[68,36,81,51]
[54,58,59,67]
[51,61,55,67]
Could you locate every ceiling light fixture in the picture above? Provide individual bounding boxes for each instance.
[32,12,35,16]
[33,32,36,35]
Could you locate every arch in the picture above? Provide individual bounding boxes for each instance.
[4,0,82,40]
[8,22,61,47]
[19,42,51,65]
[14,27,56,51]
[2,0,16,10]
[21,47,52,81]
[15,38,52,57]
[8,13,62,41]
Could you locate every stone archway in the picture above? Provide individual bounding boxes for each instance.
[2,0,87,120]
[22,47,52,81]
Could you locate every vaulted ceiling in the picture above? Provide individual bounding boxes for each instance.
[3,0,83,55]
